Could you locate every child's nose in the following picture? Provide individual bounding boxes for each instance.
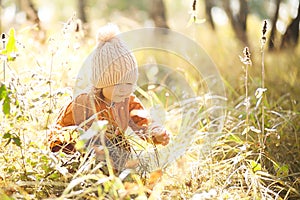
[119,86,128,93]
[118,84,134,93]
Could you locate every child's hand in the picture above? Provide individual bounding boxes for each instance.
[151,126,170,146]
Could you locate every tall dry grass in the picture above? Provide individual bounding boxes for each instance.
[0,17,299,199]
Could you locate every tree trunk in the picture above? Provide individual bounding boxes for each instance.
[149,0,169,28]
[236,0,248,44]
[78,0,87,24]
[20,0,46,41]
[22,0,41,29]
[223,0,248,45]
[204,0,215,30]
[280,1,300,49]
[238,0,248,32]
[269,0,281,51]
[223,0,235,28]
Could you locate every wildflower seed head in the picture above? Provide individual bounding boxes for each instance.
[261,20,267,44]
[75,20,82,33]
[240,46,252,65]
[192,0,197,11]
[262,20,267,36]
[243,47,251,59]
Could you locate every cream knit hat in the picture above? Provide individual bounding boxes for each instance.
[90,24,138,88]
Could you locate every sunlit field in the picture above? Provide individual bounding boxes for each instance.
[0,1,300,199]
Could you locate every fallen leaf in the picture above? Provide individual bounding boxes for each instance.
[148,169,163,186]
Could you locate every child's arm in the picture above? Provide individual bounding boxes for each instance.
[48,93,94,153]
[48,101,77,153]
[128,95,169,145]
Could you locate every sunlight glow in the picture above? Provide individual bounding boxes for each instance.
[279,3,289,21]
[15,12,26,24]
[289,0,299,18]
[38,6,54,23]
[276,20,287,34]
[2,5,16,24]
[230,0,240,16]
[211,7,228,26]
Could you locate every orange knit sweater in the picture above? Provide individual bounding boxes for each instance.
[48,93,151,154]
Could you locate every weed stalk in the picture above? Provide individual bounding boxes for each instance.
[260,20,267,150]
[45,51,54,131]
[2,33,6,82]
[240,46,252,141]
[20,129,27,175]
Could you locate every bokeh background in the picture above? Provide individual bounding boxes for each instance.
[1,0,299,106]
[0,0,300,199]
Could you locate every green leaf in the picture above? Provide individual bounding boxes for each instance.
[0,84,7,100]
[12,136,21,147]
[249,160,262,172]
[1,28,18,61]
[40,155,49,163]
[227,133,242,143]
[274,163,289,177]
[0,84,11,116]
[3,132,11,139]
[75,139,85,151]
[3,98,11,115]
[49,171,60,180]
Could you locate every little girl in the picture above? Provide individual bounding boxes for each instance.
[48,24,169,171]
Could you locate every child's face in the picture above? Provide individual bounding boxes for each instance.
[102,83,136,103]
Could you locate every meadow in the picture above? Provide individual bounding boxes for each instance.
[0,14,300,200]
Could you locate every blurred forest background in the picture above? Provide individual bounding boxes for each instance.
[0,0,299,104]
[0,0,300,199]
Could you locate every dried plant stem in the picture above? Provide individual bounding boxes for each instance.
[240,47,251,141]
[245,63,249,126]
[45,52,54,131]
[261,45,265,141]
[260,21,267,150]
[101,132,115,177]
[2,33,6,82]
[20,129,27,175]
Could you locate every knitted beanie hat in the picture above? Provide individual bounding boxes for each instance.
[90,24,138,88]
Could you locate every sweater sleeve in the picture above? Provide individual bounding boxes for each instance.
[55,101,75,127]
[48,93,95,154]
[72,93,96,130]
[48,100,77,154]
[128,95,151,140]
